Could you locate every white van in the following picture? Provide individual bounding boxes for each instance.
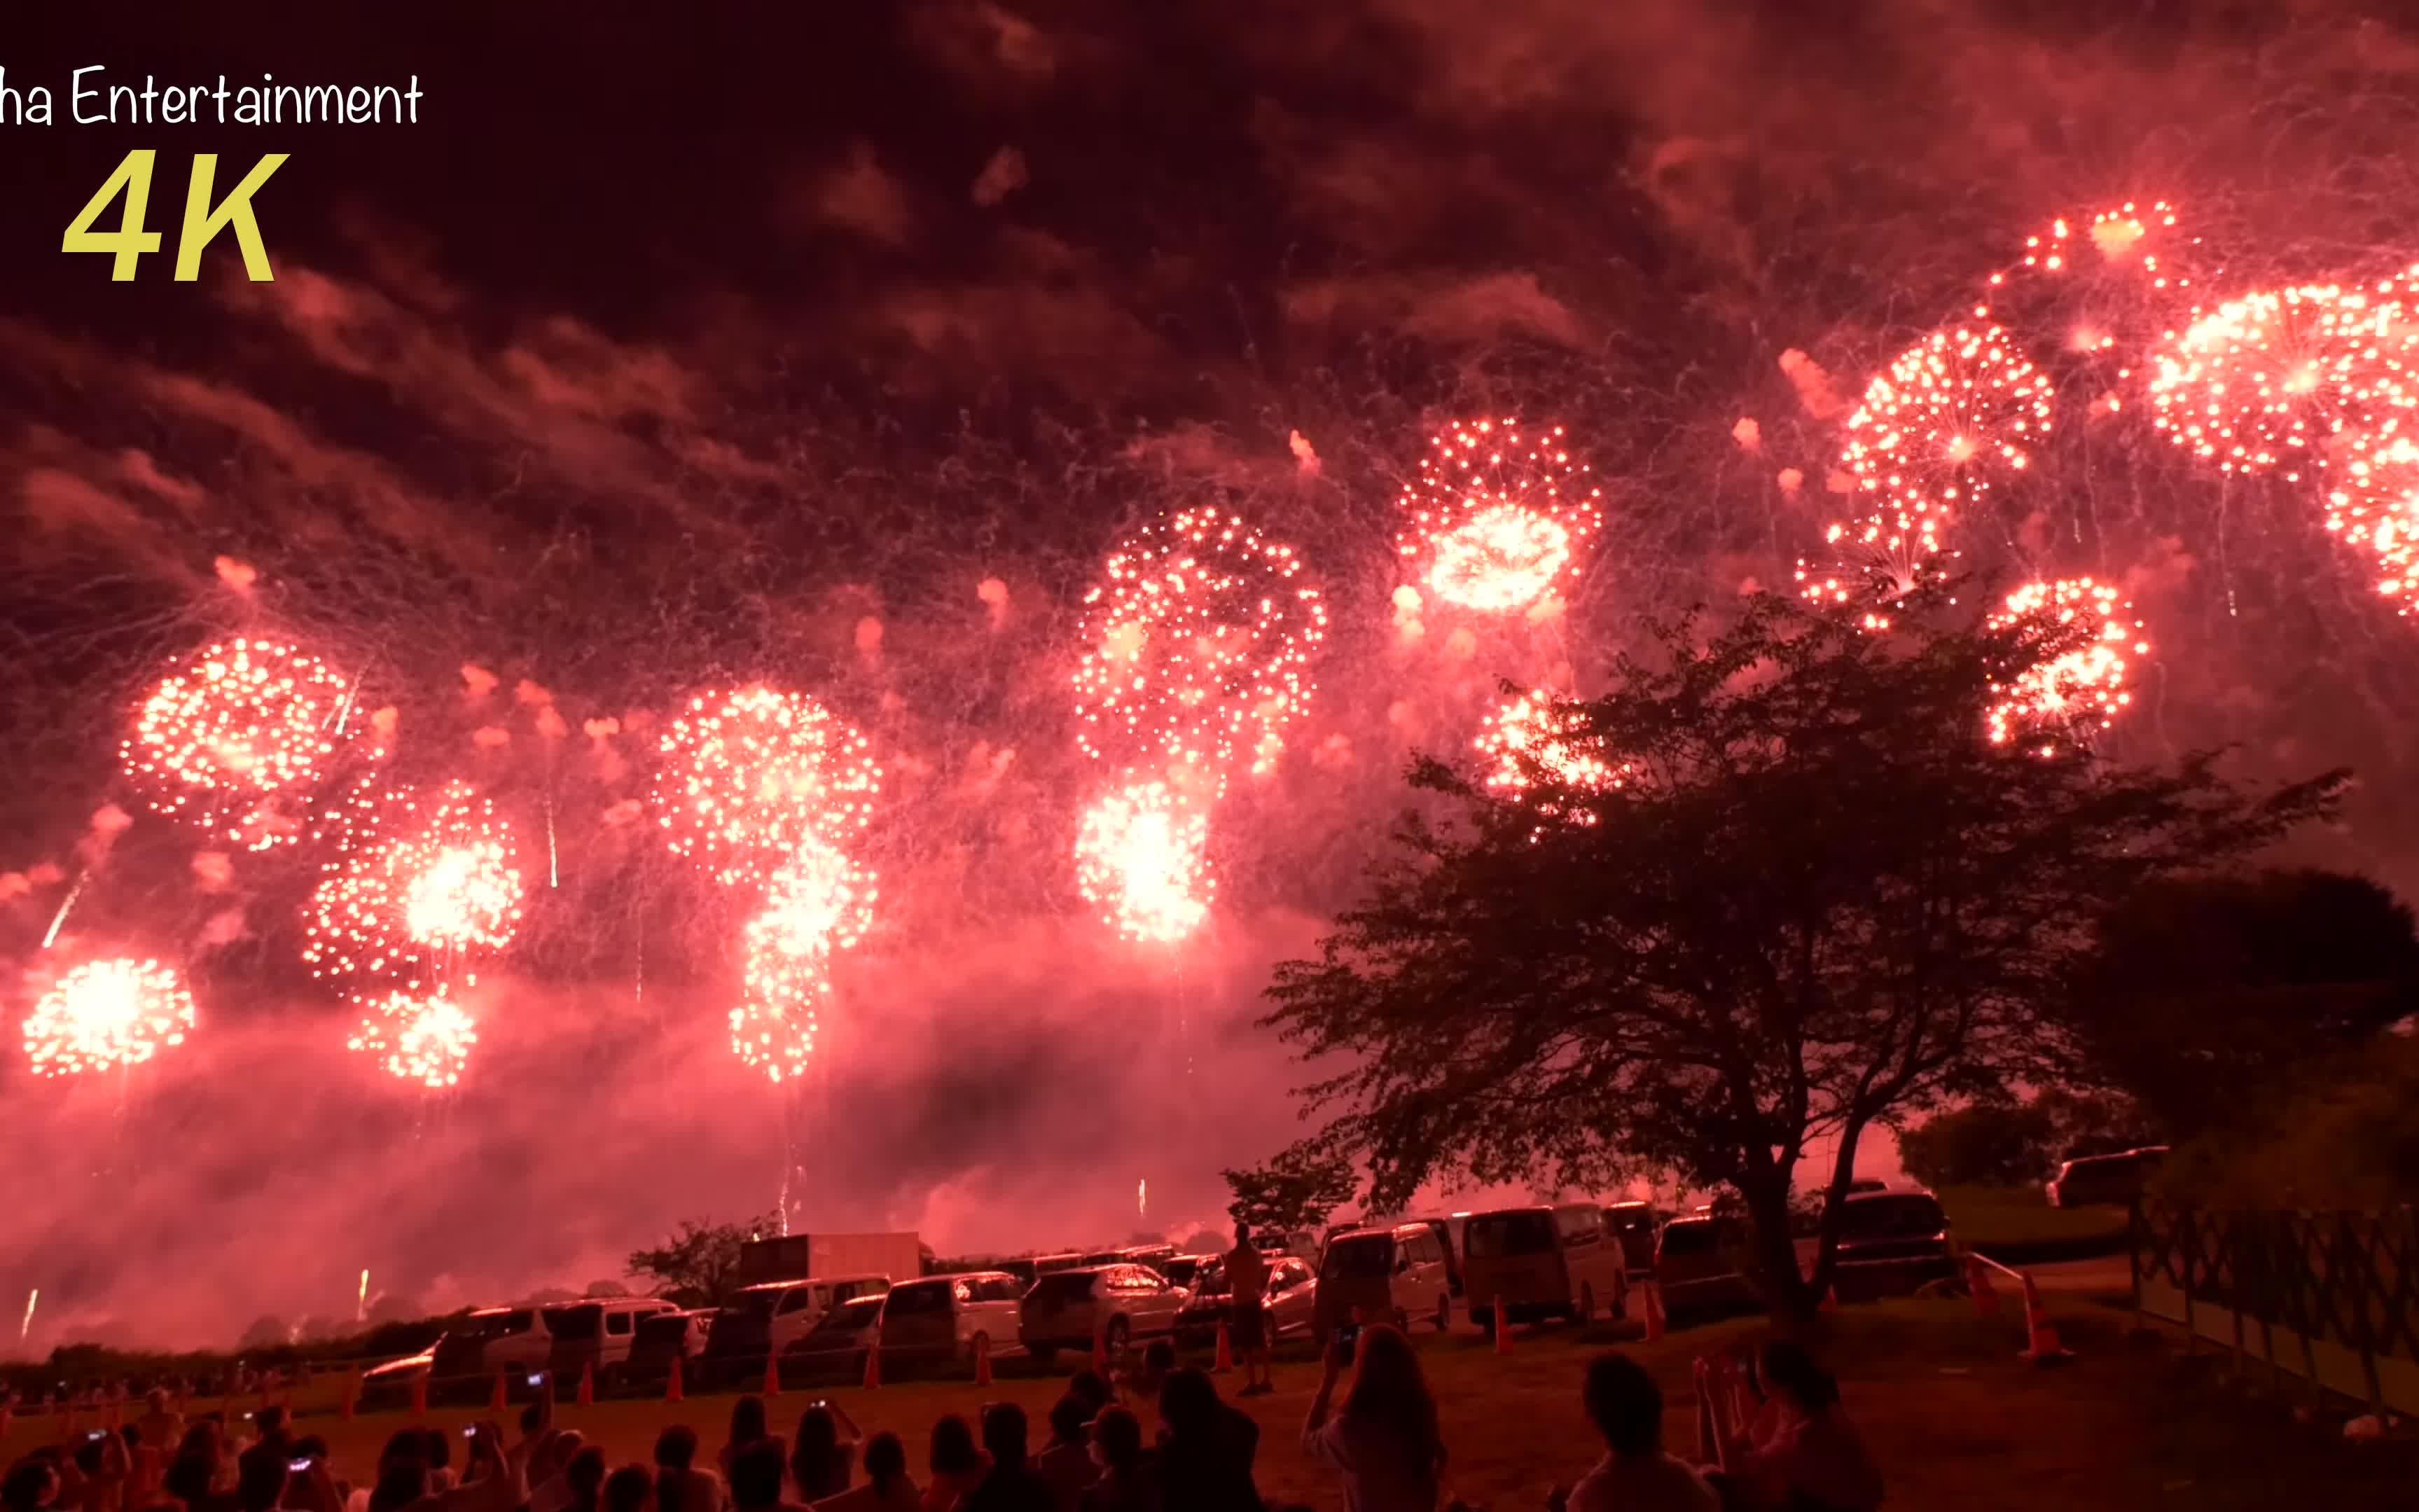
[1312,1223,1455,1340]
[1462,1203,1630,1331]
[543,1297,679,1385]
[430,1306,555,1387]
[875,1272,1023,1363]
[700,1273,893,1381]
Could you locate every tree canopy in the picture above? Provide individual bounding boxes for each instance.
[626,1212,779,1308]
[1223,1144,1359,1237]
[2061,868,2419,1140]
[1263,588,2341,1315]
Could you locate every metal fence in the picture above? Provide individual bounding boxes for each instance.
[2131,1201,2419,1417]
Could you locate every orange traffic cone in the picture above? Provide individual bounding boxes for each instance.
[1818,1284,1837,1314]
[1212,1320,1233,1375]
[0,1400,12,1442]
[341,1369,359,1421]
[861,1333,882,1392]
[410,1371,429,1420]
[665,1354,685,1405]
[1644,1282,1665,1343]
[1090,1319,1107,1373]
[576,1361,595,1408]
[973,1334,992,1389]
[763,1350,782,1398]
[489,1368,507,1413]
[2018,1275,2073,1365]
[1492,1297,1510,1354]
[1966,1254,2001,1318]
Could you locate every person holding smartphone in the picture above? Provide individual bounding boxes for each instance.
[1298,1324,1447,1512]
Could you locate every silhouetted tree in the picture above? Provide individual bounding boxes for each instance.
[1222,1146,1359,1237]
[628,1213,779,1308]
[2062,868,2419,1139]
[1264,590,2341,1318]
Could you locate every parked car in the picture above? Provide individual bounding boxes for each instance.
[1175,1254,1317,1346]
[1653,1214,1759,1320]
[1018,1264,1188,1361]
[994,1258,1039,1289]
[1158,1254,1213,1290]
[702,1274,893,1382]
[2046,1146,2168,1209]
[784,1294,884,1379]
[430,1306,555,1388]
[1081,1244,1179,1276]
[544,1297,680,1385]
[1462,1203,1630,1330]
[1828,1188,1957,1298]
[1312,1222,1455,1340]
[357,1349,434,1408]
[1032,1252,1085,1275]
[1399,1217,1467,1298]
[628,1308,712,1383]
[876,1272,1023,1364]
[1602,1202,1661,1276]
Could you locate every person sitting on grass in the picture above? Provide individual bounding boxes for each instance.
[920,1417,987,1512]
[791,1408,863,1503]
[1300,1324,1445,1512]
[654,1427,723,1512]
[1153,1370,1259,1512]
[811,1434,916,1512]
[721,1401,771,1485]
[1551,1353,1716,1512]
[1722,1343,1881,1512]
[602,1466,655,1512]
[1033,1396,1092,1512]
[1067,1376,1114,1417]
[960,1406,1051,1512]
[527,1434,588,1512]
[1123,1345,1177,1414]
[1075,1410,1157,1512]
[558,1447,609,1512]
[727,1440,808,1512]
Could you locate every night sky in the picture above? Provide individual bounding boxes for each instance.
[5,1,2419,1347]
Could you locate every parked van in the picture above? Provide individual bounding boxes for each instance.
[1462,1203,1630,1330]
[1829,1188,1957,1298]
[876,1271,1024,1364]
[1312,1222,1455,1340]
[628,1308,712,1383]
[430,1307,555,1388]
[544,1297,679,1385]
[1602,1202,1661,1276]
[1032,1251,1085,1275]
[2046,1146,2168,1209]
[701,1273,892,1381]
[1653,1214,1758,1319]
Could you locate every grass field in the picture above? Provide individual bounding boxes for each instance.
[8,1299,2406,1511]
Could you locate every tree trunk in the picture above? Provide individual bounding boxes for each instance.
[1738,1177,1816,1322]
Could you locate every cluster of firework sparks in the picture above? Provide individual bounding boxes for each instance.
[26,201,2419,1088]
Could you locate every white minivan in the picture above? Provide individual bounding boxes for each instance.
[1312,1223,1455,1340]
[701,1273,894,1382]
[544,1297,680,1385]
[875,1272,1023,1363]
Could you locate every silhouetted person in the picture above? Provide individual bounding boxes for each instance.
[1076,1410,1158,1512]
[1224,1225,1272,1397]
[1552,1353,1715,1512]
[1033,1396,1091,1512]
[920,1417,986,1512]
[721,1400,771,1484]
[1153,1371,1258,1512]
[812,1434,916,1512]
[727,1441,807,1512]
[960,1406,1051,1512]
[791,1407,861,1503]
[1301,1324,1445,1512]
